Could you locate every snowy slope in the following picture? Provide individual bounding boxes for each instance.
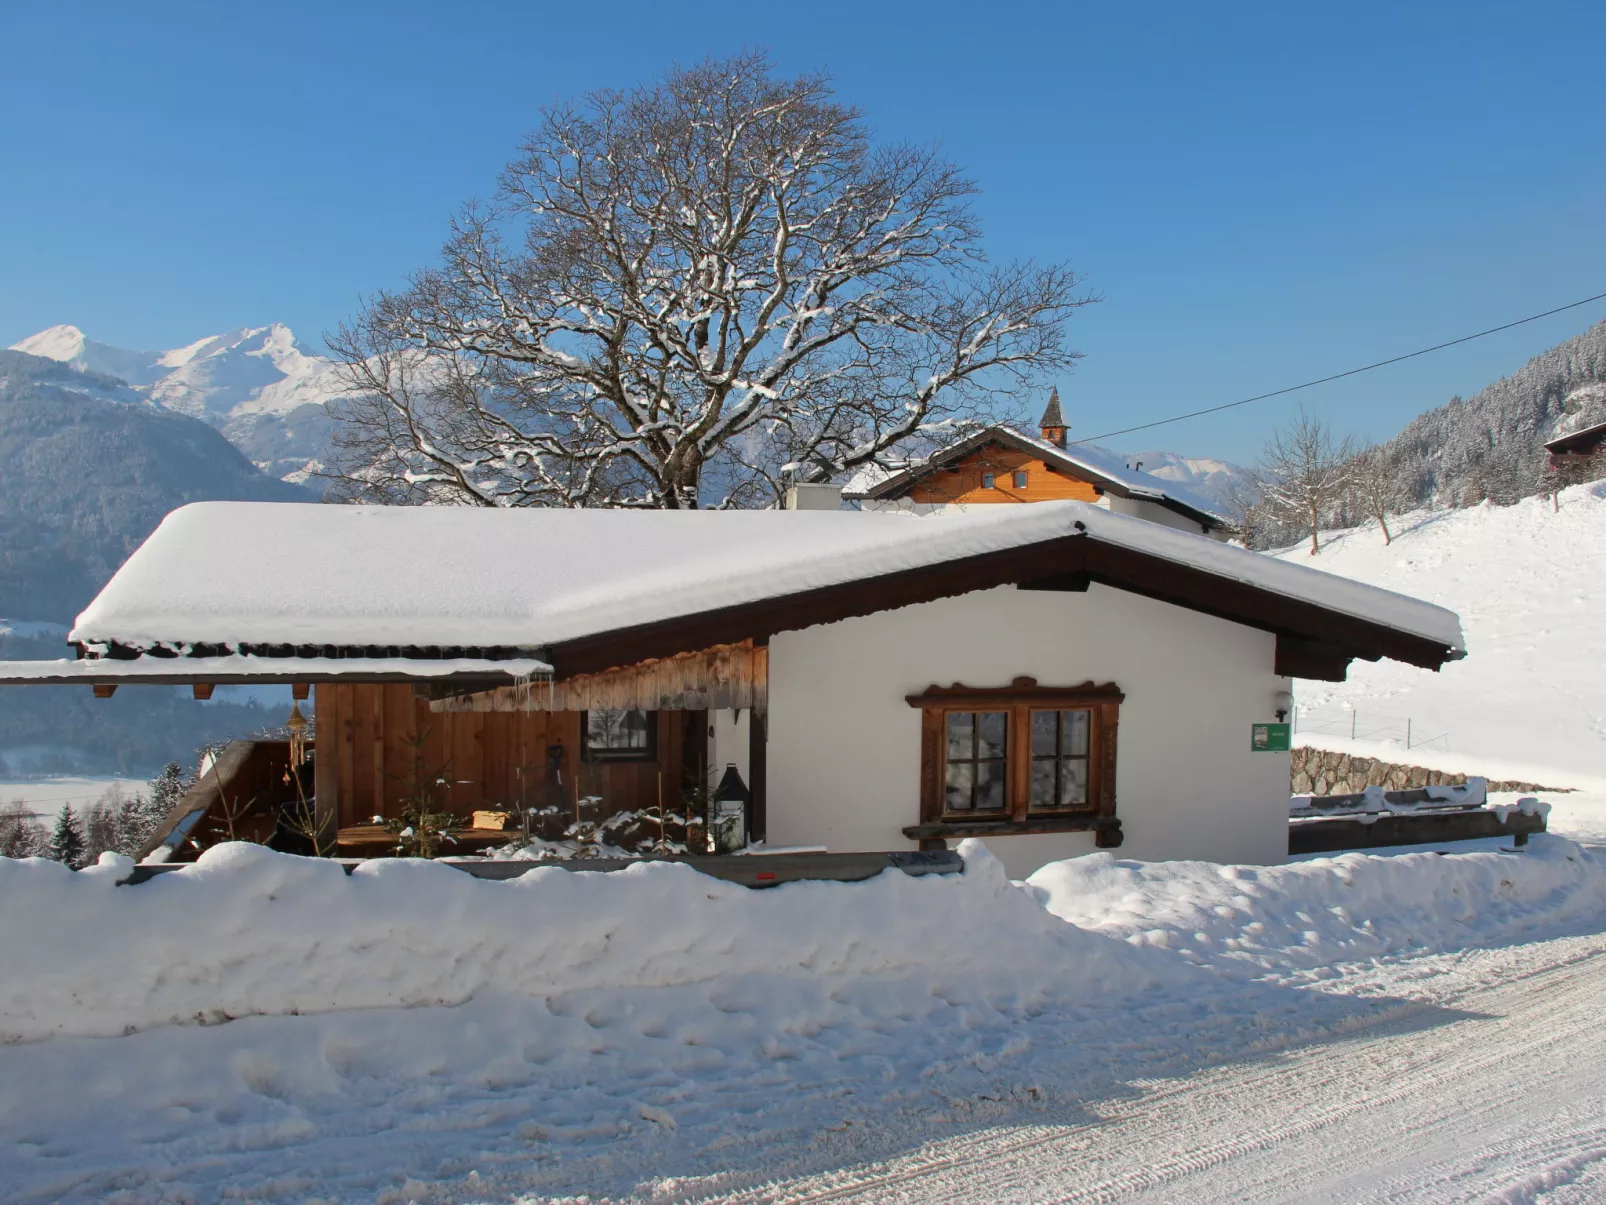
[8,323,341,482]
[1274,482,1606,788]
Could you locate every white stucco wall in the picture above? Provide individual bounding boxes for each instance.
[1103,493,1225,540]
[764,583,1291,880]
[708,707,751,791]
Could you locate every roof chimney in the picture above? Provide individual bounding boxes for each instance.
[784,483,844,511]
[1039,388,1068,448]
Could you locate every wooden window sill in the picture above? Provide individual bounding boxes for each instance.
[903,816,1123,847]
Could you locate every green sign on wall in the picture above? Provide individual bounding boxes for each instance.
[1251,722,1291,752]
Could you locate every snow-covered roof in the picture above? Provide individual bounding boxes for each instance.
[64,500,1463,661]
[1544,419,1606,454]
[842,425,1231,523]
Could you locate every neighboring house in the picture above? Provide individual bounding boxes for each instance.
[844,390,1230,539]
[0,500,1462,879]
[1544,419,1606,467]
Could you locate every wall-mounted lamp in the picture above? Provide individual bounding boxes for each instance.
[1273,689,1295,724]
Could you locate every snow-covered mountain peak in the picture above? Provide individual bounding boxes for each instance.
[8,322,344,422]
[11,324,88,361]
[7,322,344,484]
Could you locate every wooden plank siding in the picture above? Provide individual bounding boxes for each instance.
[315,683,704,828]
[435,640,768,714]
[907,443,1101,506]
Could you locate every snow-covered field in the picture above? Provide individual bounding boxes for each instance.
[0,775,143,823]
[1,485,1602,1202]
[1,818,1604,1204]
[1277,481,1606,790]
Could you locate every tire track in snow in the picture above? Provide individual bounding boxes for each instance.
[709,933,1606,1204]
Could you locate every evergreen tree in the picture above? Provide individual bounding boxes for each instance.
[0,801,45,859]
[47,806,88,869]
[149,761,187,816]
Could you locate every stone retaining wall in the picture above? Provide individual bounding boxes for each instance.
[1290,745,1559,796]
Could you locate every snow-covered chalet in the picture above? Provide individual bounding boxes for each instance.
[0,497,1464,878]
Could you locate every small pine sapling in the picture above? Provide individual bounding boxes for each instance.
[380,729,461,858]
[47,806,88,869]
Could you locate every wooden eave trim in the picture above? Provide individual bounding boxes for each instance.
[3,668,529,687]
[1076,539,1455,671]
[542,532,1456,679]
[543,534,1092,677]
[906,677,1125,708]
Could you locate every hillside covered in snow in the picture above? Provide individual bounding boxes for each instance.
[1275,482,1606,789]
[1375,318,1606,507]
[9,323,341,483]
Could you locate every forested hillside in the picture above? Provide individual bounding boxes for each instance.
[1379,319,1606,506]
[0,350,310,622]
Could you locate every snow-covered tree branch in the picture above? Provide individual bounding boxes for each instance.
[325,52,1092,508]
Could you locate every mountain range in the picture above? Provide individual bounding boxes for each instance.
[10,324,339,484]
[9,323,1261,511]
[0,350,311,623]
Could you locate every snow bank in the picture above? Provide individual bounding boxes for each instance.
[1027,834,1606,982]
[0,840,1191,1044]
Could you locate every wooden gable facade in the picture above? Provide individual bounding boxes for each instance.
[904,387,1105,507]
[905,440,1103,506]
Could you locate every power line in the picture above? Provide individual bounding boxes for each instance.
[1071,290,1606,446]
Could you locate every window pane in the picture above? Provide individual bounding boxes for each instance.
[1060,759,1089,807]
[946,712,973,759]
[589,708,649,750]
[977,711,1007,758]
[1013,470,1028,488]
[1031,710,1058,756]
[945,762,974,811]
[976,760,1008,810]
[1062,710,1090,756]
[620,709,648,748]
[1029,759,1057,808]
[982,472,995,488]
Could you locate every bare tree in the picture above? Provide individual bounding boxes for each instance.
[1255,409,1355,555]
[326,52,1091,508]
[1349,444,1404,545]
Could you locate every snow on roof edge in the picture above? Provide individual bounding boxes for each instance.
[64,500,1462,661]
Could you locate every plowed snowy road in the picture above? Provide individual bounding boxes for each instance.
[713,934,1606,1204]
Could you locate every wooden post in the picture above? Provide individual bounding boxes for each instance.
[292,682,310,701]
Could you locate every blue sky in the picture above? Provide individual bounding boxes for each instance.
[3,1,1603,463]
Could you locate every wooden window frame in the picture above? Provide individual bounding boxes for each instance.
[579,708,659,764]
[1012,469,1029,488]
[981,471,997,489]
[905,677,1123,847]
